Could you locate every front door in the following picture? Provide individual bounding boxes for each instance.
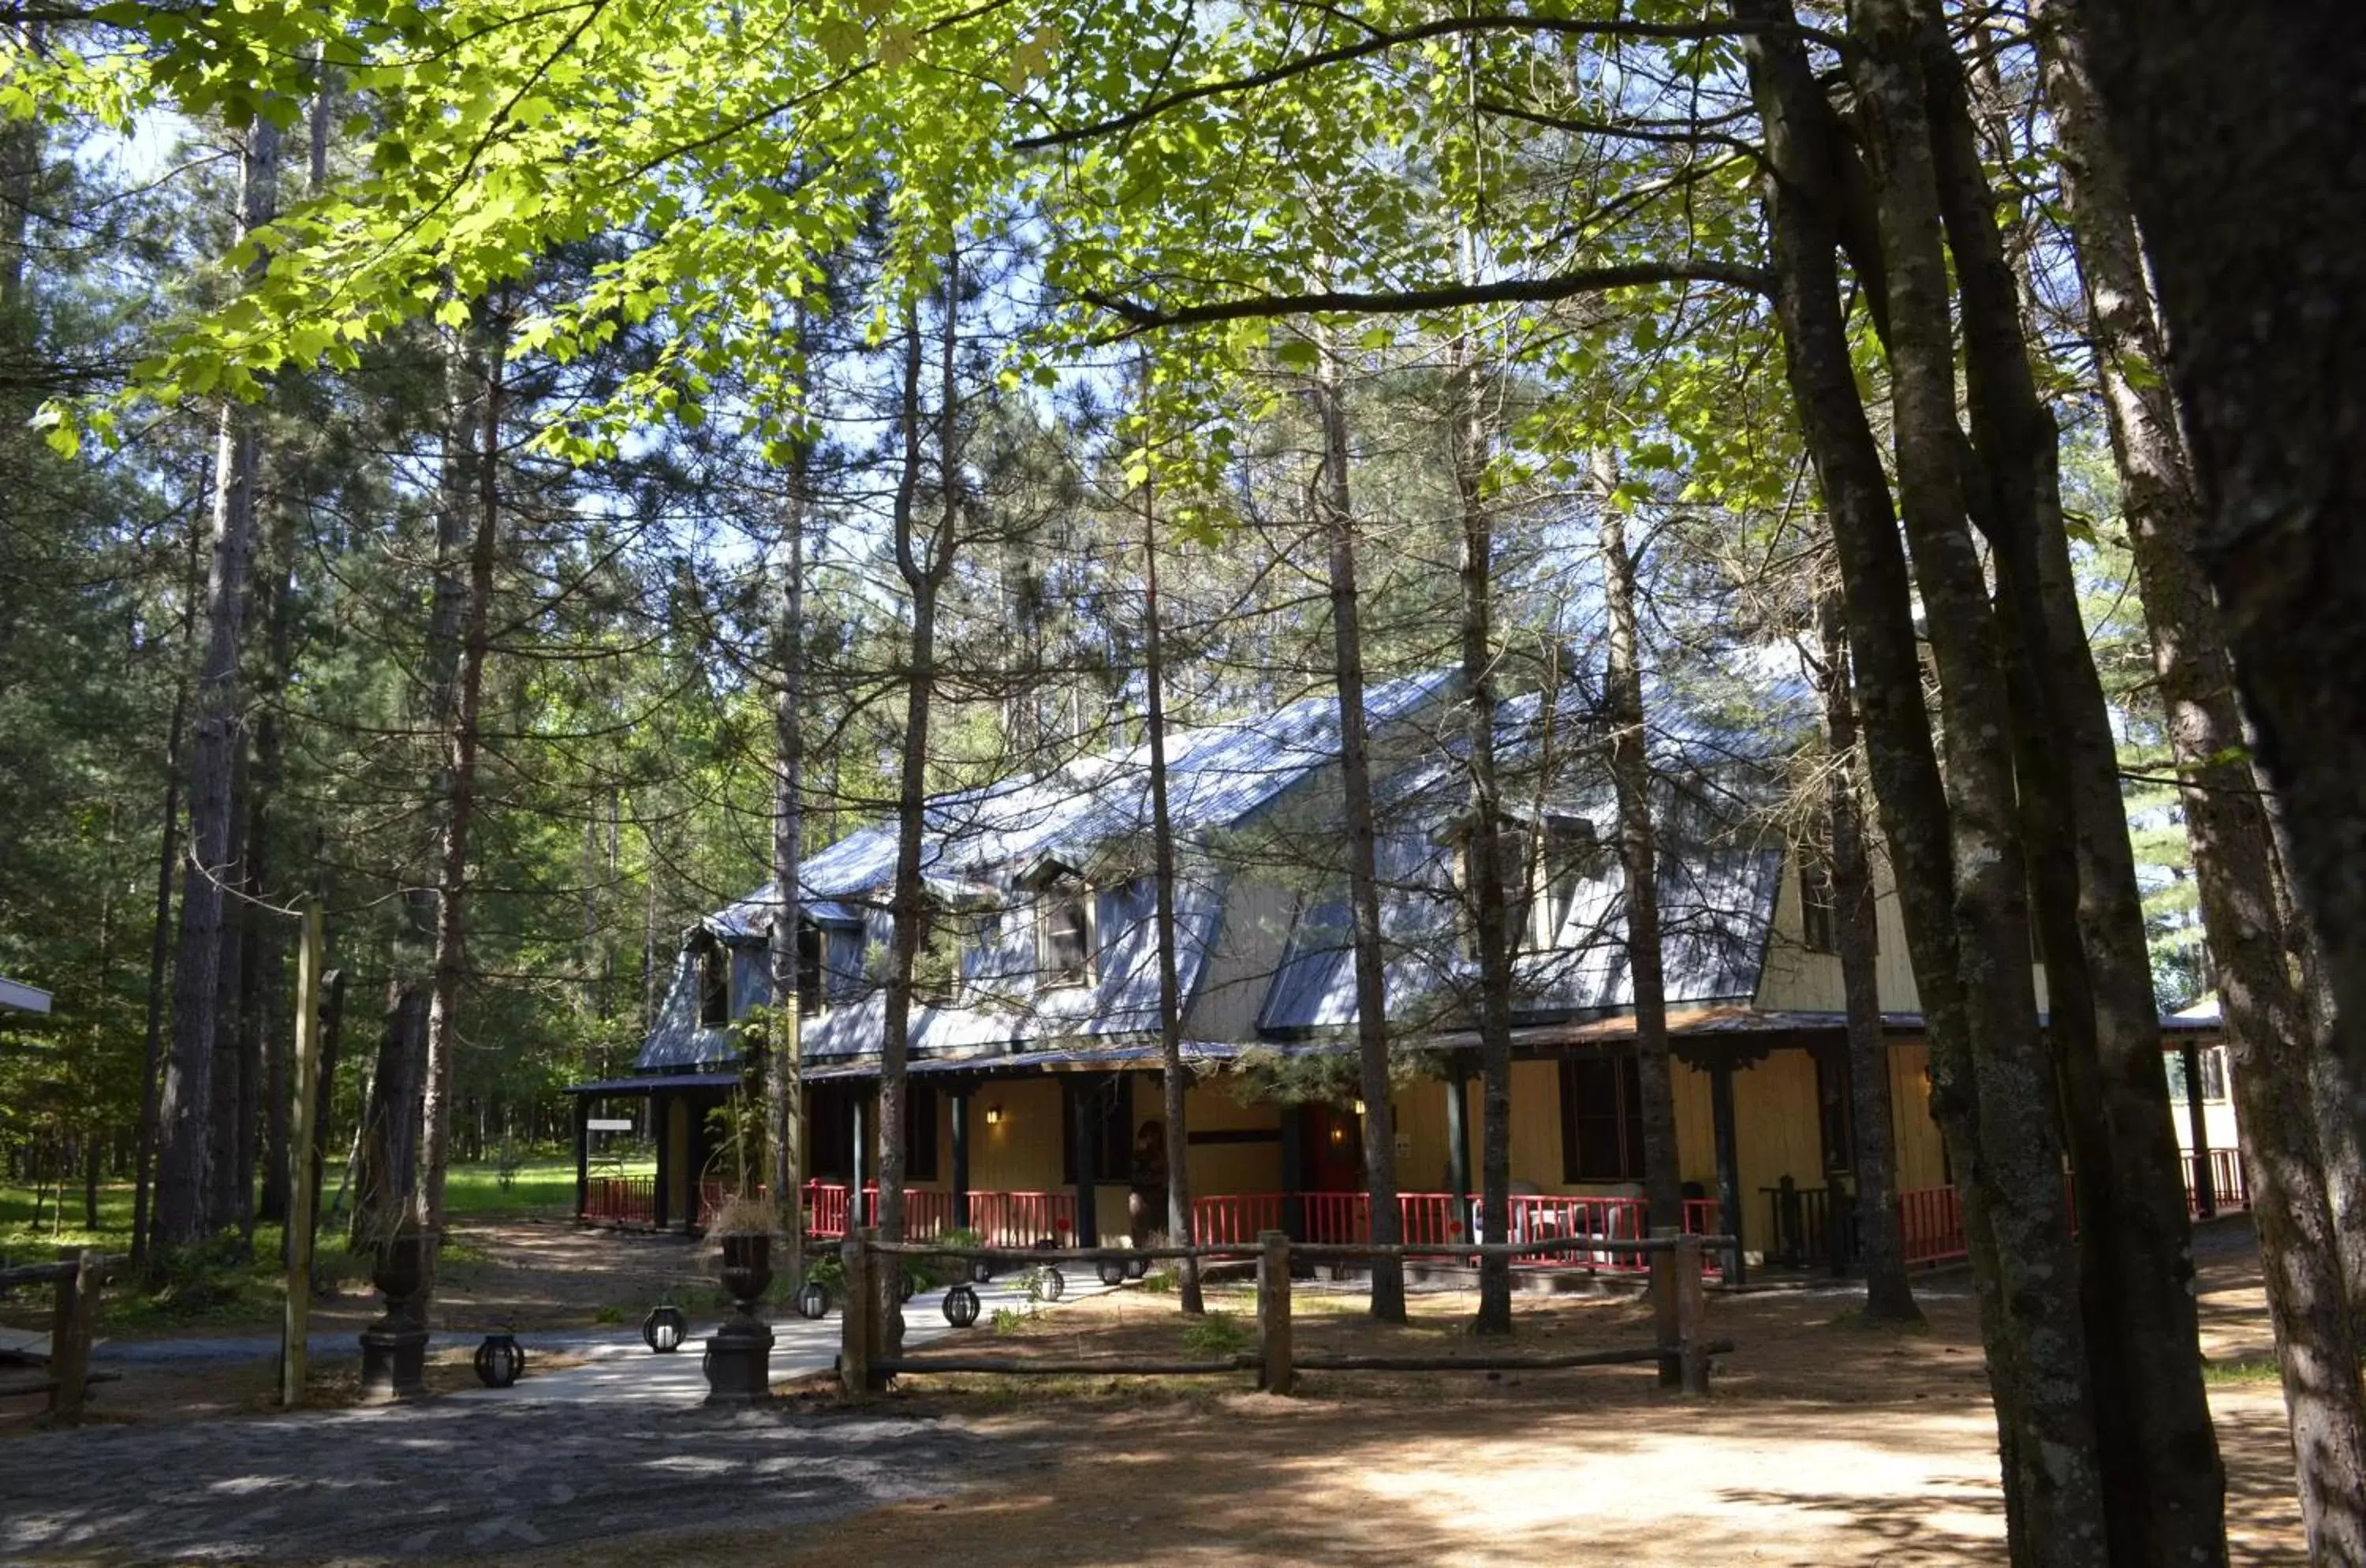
[1301,1103,1364,1192]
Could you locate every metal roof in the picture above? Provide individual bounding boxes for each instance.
[563,1072,743,1096]
[0,976,52,1014]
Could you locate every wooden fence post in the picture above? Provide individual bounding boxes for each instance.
[1674,1234,1709,1395]
[47,1247,102,1423]
[1256,1229,1293,1395]
[1648,1226,1680,1387]
[840,1230,873,1402]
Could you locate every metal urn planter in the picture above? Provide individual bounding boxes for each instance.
[358,1227,432,1403]
[702,1231,776,1407]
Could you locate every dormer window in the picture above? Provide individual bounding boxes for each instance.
[1024,864,1095,989]
[1532,818,1601,951]
[699,940,730,1027]
[1801,862,1838,955]
[796,924,825,1016]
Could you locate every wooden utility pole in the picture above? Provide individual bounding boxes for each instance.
[281,899,324,1407]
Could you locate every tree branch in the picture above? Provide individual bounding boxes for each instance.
[1079,261,1771,336]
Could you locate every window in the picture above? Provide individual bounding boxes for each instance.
[1038,876,1095,987]
[796,924,825,1017]
[699,940,730,1027]
[2166,1045,2231,1104]
[1558,1056,1645,1182]
[1801,862,1838,955]
[1800,857,1875,956]
[1532,832,1588,951]
[1063,1076,1133,1183]
[1456,842,1533,961]
[807,1083,854,1181]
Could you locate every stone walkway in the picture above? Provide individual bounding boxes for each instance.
[2,1272,1110,1562]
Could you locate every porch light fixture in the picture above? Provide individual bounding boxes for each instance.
[643,1303,688,1353]
[985,1103,1004,1126]
[1352,1098,1366,1115]
[474,1332,526,1388]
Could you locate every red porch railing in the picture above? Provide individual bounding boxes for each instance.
[964,1189,1075,1247]
[2185,1148,2247,1213]
[582,1174,655,1226]
[1192,1191,1289,1245]
[1897,1184,1968,1267]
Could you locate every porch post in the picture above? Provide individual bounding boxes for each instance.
[651,1093,671,1230]
[1443,1055,1472,1241]
[950,1085,972,1230]
[1071,1079,1100,1246]
[1278,1105,1306,1241]
[1709,1062,1745,1286]
[861,1088,880,1230]
[573,1096,590,1222]
[2181,1040,2215,1218]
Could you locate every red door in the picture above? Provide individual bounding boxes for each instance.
[1302,1103,1365,1192]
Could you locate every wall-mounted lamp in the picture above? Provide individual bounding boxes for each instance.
[985,1104,1005,1127]
[1352,1098,1367,1117]
[1330,1124,1348,1145]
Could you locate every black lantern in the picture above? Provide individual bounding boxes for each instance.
[898,1271,916,1304]
[1124,1256,1149,1280]
[474,1332,525,1388]
[969,1258,994,1285]
[1096,1257,1126,1287]
[794,1280,829,1320]
[942,1283,981,1328]
[1035,1265,1065,1301]
[643,1303,688,1353]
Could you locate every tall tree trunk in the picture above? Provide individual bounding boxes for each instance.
[2069,0,2366,1180]
[767,353,809,1290]
[204,741,249,1235]
[0,17,39,313]
[1595,451,1682,1236]
[156,117,280,1253]
[1443,331,1516,1335]
[881,272,961,1355]
[1312,333,1407,1324]
[2036,11,2366,1553]
[1138,364,1204,1316]
[132,492,205,1273]
[417,305,506,1305]
[1742,6,2103,1557]
[1916,25,2228,1559]
[1843,11,2110,1561]
[1814,589,1918,1324]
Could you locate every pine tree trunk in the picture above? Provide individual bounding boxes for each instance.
[1815,591,1918,1324]
[1742,6,2102,1555]
[1595,453,1682,1235]
[2069,0,2366,1185]
[2036,10,2366,1552]
[132,499,203,1273]
[1313,335,1407,1324]
[1916,19,2230,1557]
[1139,368,1204,1316]
[767,390,808,1290]
[156,118,280,1253]
[417,310,506,1303]
[1450,335,1517,1335]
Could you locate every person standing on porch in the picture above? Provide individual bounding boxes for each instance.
[1129,1120,1167,1249]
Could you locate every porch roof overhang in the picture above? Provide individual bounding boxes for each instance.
[563,1071,742,1096]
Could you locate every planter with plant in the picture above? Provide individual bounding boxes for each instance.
[700,1193,776,1406]
[355,1210,434,1403]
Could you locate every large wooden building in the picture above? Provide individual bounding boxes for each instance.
[569,671,2238,1276]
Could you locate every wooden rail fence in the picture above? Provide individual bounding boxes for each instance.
[0,1249,120,1423]
[835,1229,1727,1401]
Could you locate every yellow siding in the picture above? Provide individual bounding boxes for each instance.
[1181,1074,1285,1197]
[1730,1051,1827,1206]
[1887,1041,1949,1191]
